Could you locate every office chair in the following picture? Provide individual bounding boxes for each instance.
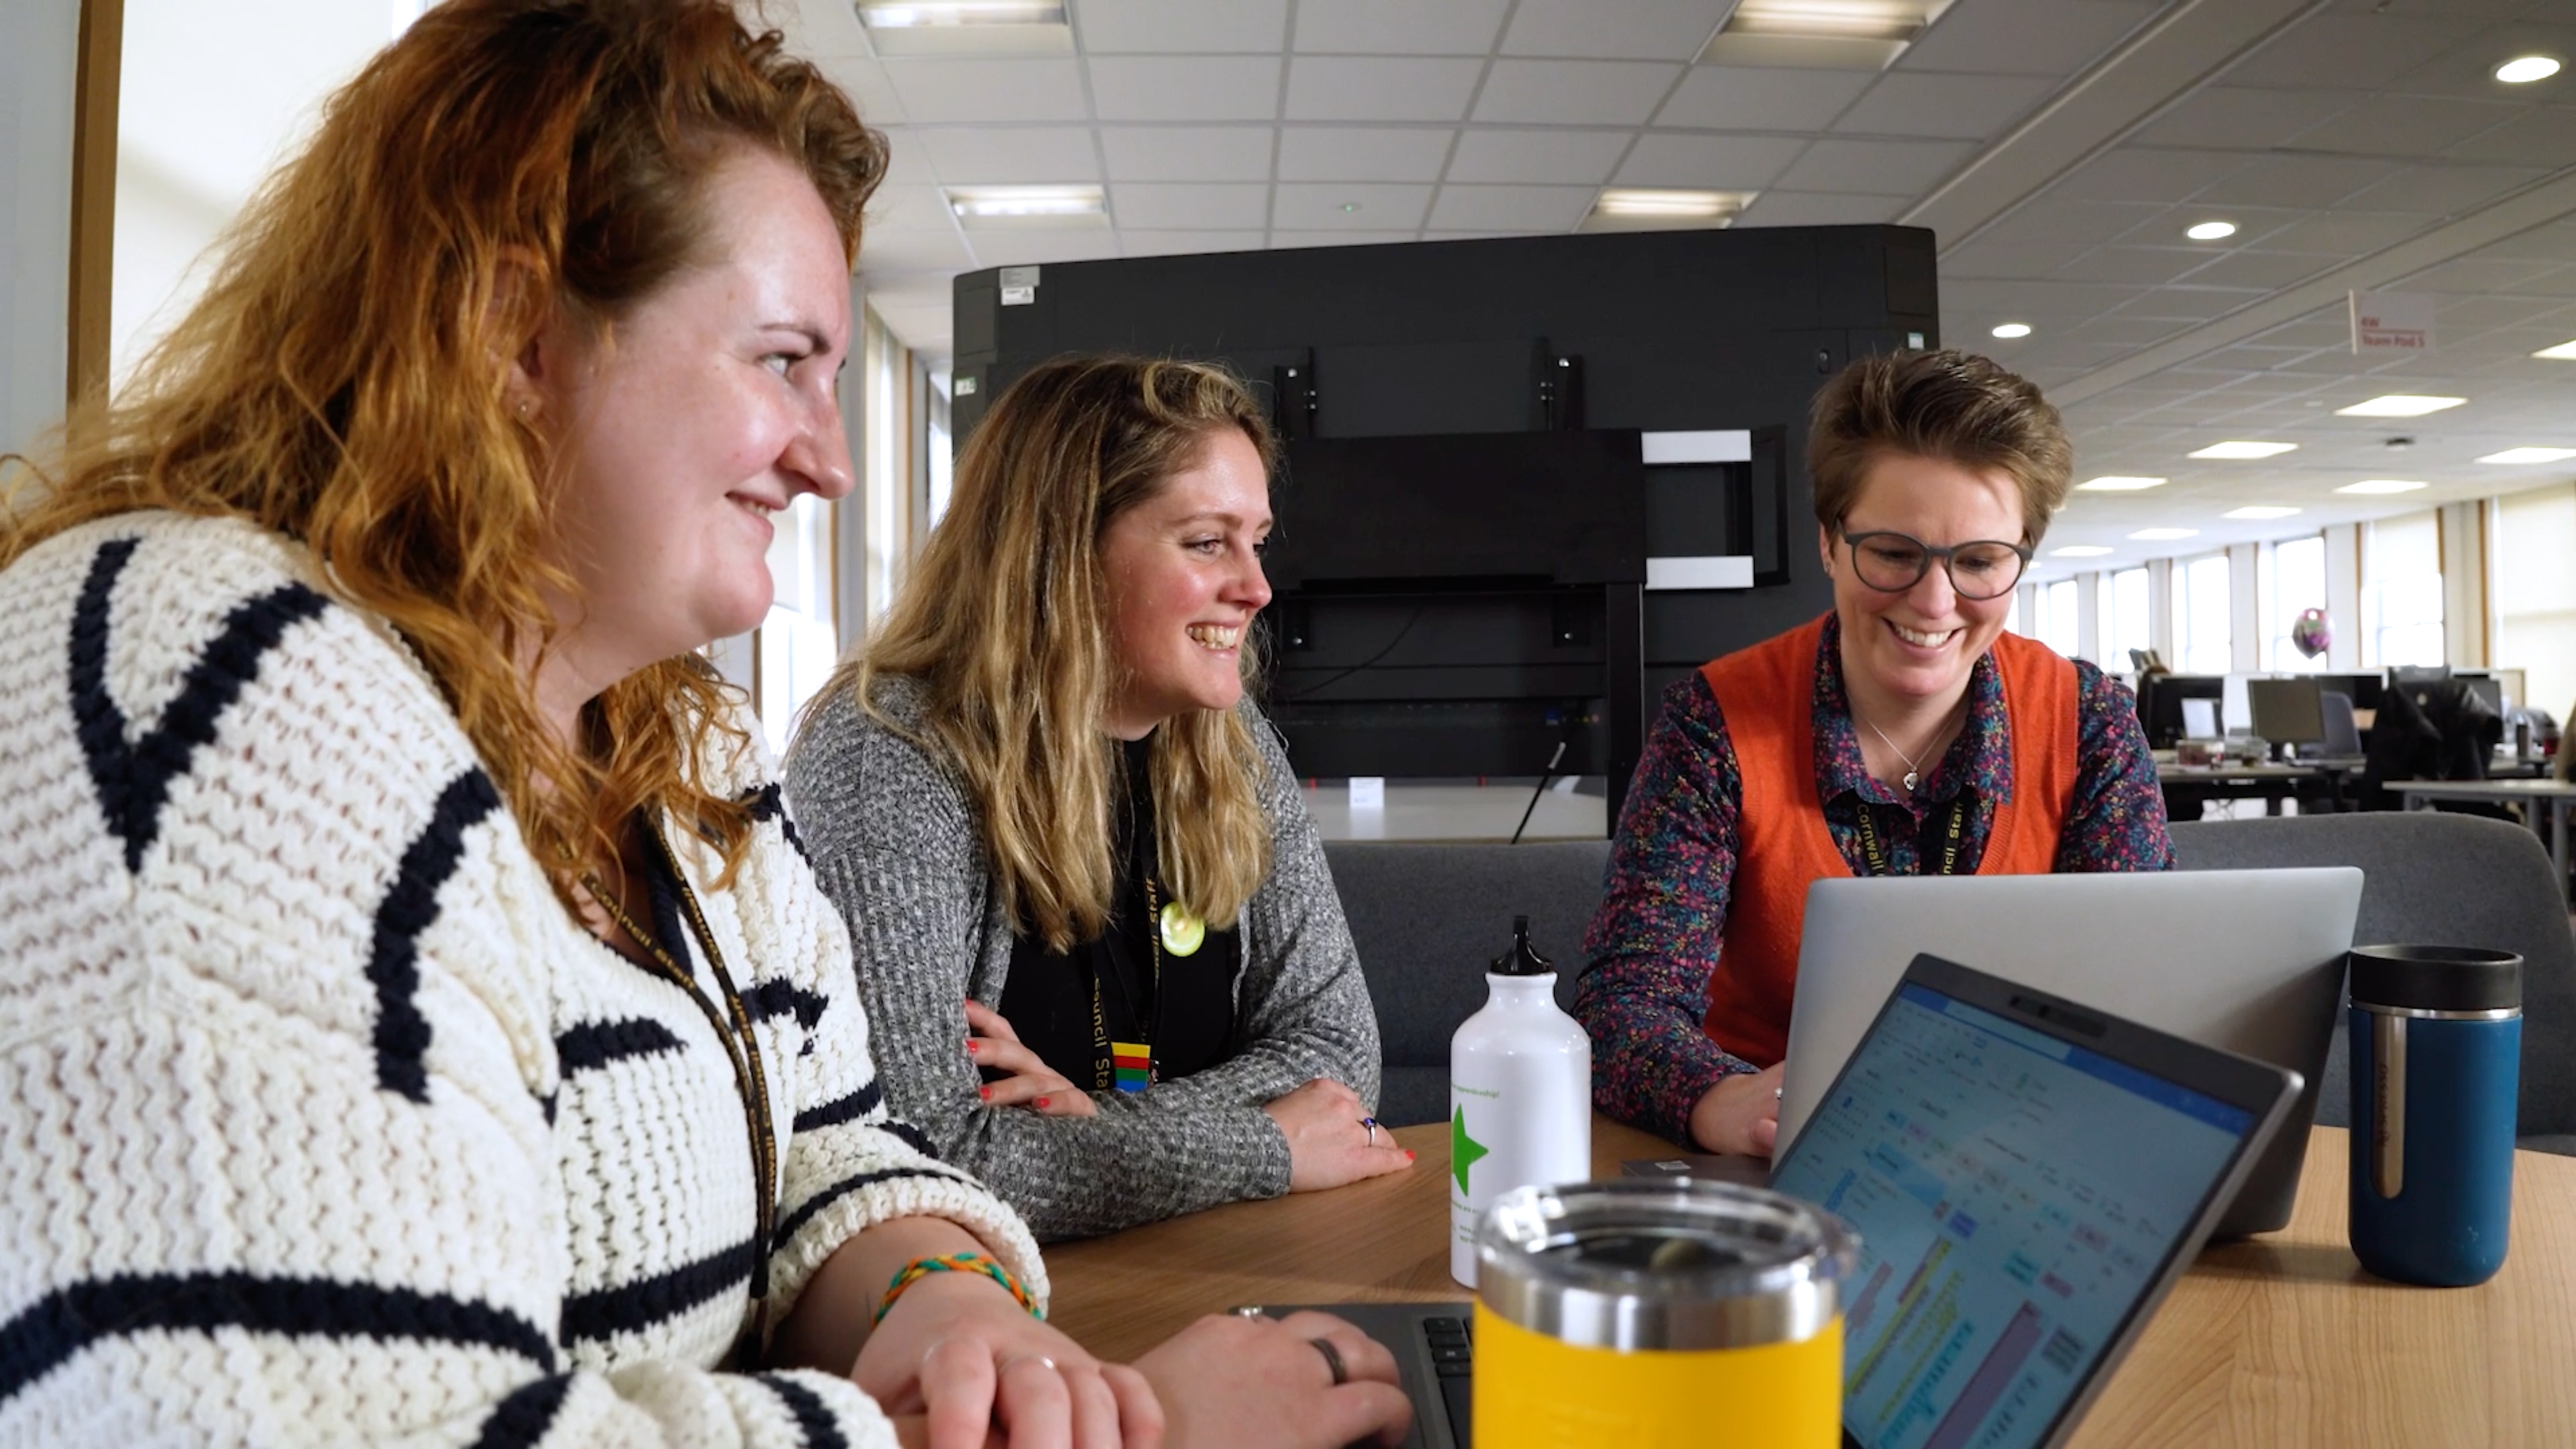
[2319,690,2363,757]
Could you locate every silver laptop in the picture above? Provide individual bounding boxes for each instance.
[1776,867,2361,1238]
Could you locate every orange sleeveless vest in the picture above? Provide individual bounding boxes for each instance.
[1697,616,2080,1065]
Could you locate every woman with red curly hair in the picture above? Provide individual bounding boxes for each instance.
[0,3,1406,1445]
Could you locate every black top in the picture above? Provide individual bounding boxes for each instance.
[996,737,1242,1094]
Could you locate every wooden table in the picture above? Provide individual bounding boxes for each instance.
[1044,1118,2576,1447]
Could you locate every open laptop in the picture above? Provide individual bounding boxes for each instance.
[1773,953,2301,1449]
[1269,953,2299,1449]
[1778,867,2359,1237]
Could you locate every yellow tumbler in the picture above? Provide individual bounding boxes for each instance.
[1473,1179,1857,1448]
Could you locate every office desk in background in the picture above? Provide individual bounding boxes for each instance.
[2156,759,2343,818]
[1044,1117,2576,1447]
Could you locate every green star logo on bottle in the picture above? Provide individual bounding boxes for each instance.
[1451,1105,1489,1195]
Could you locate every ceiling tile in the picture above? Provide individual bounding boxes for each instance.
[859,229,976,273]
[2049,147,2253,205]
[1271,182,1435,229]
[967,230,1124,267]
[2242,209,2432,256]
[1831,72,2057,141]
[863,183,960,233]
[1099,126,1275,181]
[1089,56,1283,121]
[2107,284,2270,323]
[1286,57,1486,121]
[1769,138,1972,195]
[1655,66,1873,130]
[1499,0,1731,61]
[1426,183,1598,230]
[1974,197,2169,250]
[871,127,941,189]
[1074,0,1287,54]
[1119,229,1268,258]
[1613,133,1807,189]
[2222,11,2479,91]
[881,59,1089,123]
[2128,87,2363,152]
[2171,250,2343,290]
[1733,192,1912,227]
[1269,231,1424,248]
[2379,19,2576,99]
[2283,95,2522,158]
[916,125,1101,184]
[2444,105,2576,168]
[1446,128,1632,183]
[1898,0,2160,77]
[1292,0,1511,55]
[816,56,910,125]
[2335,161,2550,216]
[2047,246,2218,287]
[1939,235,2093,280]
[1277,127,1457,182]
[1473,60,1685,125]
[1110,182,1273,229]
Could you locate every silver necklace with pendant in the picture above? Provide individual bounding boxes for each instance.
[1859,714,1933,794]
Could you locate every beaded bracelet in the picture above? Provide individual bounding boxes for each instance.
[873,1251,1044,1326]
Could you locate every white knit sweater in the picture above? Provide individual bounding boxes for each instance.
[0,513,1046,1446]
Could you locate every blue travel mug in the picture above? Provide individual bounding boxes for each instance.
[2347,945,2522,1287]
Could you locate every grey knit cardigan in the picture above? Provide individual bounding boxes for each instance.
[782,674,1384,1242]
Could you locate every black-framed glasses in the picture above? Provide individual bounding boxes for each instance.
[1840,529,2031,600]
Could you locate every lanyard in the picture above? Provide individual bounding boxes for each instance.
[1087,876,1163,1093]
[1854,793,1970,877]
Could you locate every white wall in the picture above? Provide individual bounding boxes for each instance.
[2,0,79,461]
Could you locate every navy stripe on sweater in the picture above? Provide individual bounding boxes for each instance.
[369,769,504,1101]
[760,1375,849,1449]
[559,1238,757,1346]
[466,1373,574,1448]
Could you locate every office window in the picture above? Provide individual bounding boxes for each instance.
[2107,567,2151,670]
[2039,578,2079,659]
[2004,587,2023,638]
[2173,553,2231,675]
[2494,484,2576,724]
[756,494,838,757]
[2262,535,2327,671]
[2365,510,2444,667]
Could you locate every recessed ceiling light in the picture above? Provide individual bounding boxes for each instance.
[2533,340,2576,360]
[2077,476,2166,491]
[2496,55,2563,84]
[1699,0,1949,70]
[2188,441,2298,460]
[2223,506,2302,519]
[1582,189,1754,233]
[2334,394,2466,417]
[854,1,1070,53]
[2477,447,2576,464]
[944,184,1106,229]
[2050,545,2114,557]
[2130,528,2198,541]
[2335,480,2429,494]
[2185,221,2237,241]
[1991,322,2032,339]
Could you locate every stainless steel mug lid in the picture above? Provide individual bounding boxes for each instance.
[1476,1179,1858,1351]
[2349,944,2522,1015]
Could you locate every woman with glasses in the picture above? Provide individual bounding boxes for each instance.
[1576,350,2171,1157]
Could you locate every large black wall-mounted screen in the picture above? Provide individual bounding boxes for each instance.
[1268,431,1646,591]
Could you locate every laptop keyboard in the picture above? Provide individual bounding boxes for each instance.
[1423,1313,1472,1447]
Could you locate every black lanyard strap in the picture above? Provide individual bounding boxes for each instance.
[1854,794,1970,877]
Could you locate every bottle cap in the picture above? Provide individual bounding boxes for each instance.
[1491,914,1553,977]
[2348,944,2520,1013]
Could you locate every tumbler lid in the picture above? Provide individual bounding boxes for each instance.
[1476,1179,1856,1350]
[2348,944,2521,1012]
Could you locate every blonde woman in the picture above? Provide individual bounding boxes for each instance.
[785,356,1410,1242]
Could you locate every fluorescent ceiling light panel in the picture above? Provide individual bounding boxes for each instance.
[2334,394,2466,417]
[2186,221,2237,241]
[1990,323,2031,339]
[945,184,1106,230]
[2223,506,2302,519]
[2077,476,2166,491]
[2334,480,2428,494]
[2050,545,2114,557]
[1699,0,1950,69]
[2188,441,2297,460]
[2476,447,2576,464]
[853,1,1069,54]
[1582,189,1753,233]
[2496,55,2563,84]
[2129,528,2198,540]
[2532,340,2576,360]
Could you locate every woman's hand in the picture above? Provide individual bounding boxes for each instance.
[857,1269,1162,1449]
[1688,1061,1784,1157]
[965,999,1097,1117]
[1132,1310,1411,1449]
[1260,1077,1413,1192]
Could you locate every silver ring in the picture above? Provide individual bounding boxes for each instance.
[1308,1336,1348,1387]
[1229,1304,1268,1319]
[999,1353,1058,1373]
[1361,1114,1379,1146]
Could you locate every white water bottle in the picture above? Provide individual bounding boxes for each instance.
[1449,914,1592,1287]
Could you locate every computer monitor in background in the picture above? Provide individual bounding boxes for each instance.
[2139,673,2227,747]
[2182,698,2221,739]
[2457,671,2506,716]
[2315,672,2385,714]
[2248,676,2326,757]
